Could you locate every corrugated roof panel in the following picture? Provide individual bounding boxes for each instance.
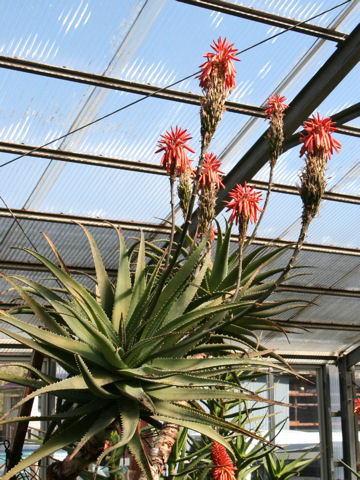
[0,220,161,270]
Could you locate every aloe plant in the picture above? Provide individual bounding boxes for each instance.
[259,448,318,480]
[0,223,304,479]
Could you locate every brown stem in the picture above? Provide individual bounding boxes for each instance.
[138,423,180,480]
[46,427,112,480]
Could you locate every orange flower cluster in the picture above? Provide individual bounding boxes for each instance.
[265,94,289,118]
[300,113,341,160]
[354,398,360,415]
[156,126,194,176]
[225,182,263,225]
[212,442,237,480]
[199,37,239,93]
[198,153,224,191]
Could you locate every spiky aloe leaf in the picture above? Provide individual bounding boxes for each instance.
[165,251,211,324]
[77,223,114,318]
[75,355,119,399]
[207,219,231,291]
[0,325,77,372]
[112,226,132,334]
[115,382,156,413]
[0,362,54,384]
[141,237,207,339]
[0,310,116,370]
[20,247,118,345]
[0,400,106,426]
[126,230,146,321]
[96,398,140,465]
[1,274,68,336]
[67,403,118,460]
[128,428,153,479]
[1,413,100,480]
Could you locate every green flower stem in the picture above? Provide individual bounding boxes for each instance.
[232,219,248,302]
[166,175,176,268]
[247,163,275,248]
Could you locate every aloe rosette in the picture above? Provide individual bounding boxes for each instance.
[0,224,304,479]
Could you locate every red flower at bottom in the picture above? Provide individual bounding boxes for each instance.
[212,442,237,480]
[354,397,360,415]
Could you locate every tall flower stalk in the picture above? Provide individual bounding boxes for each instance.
[156,126,194,265]
[141,39,240,480]
[270,113,341,290]
[248,94,288,246]
[225,183,263,300]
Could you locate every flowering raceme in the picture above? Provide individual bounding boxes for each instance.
[225,182,263,225]
[300,113,341,160]
[211,442,237,480]
[265,94,289,118]
[199,37,239,94]
[199,38,239,151]
[299,113,341,222]
[156,126,195,176]
[198,152,224,191]
[198,153,224,238]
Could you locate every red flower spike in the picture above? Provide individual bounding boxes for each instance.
[198,152,225,190]
[265,94,289,119]
[199,37,239,93]
[156,126,195,176]
[300,113,342,160]
[354,398,360,415]
[224,182,263,225]
[212,442,237,480]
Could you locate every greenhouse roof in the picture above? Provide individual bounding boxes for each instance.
[0,0,359,358]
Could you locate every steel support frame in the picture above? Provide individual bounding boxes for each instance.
[0,207,359,257]
[318,365,335,480]
[1,140,359,206]
[177,0,347,42]
[338,356,359,479]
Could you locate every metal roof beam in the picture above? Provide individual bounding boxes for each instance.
[0,55,264,118]
[0,208,358,257]
[215,22,360,216]
[177,0,348,42]
[344,346,360,368]
[0,261,358,298]
[0,56,359,131]
[0,141,359,206]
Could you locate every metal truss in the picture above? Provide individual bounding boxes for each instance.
[0,208,359,257]
[177,0,348,42]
